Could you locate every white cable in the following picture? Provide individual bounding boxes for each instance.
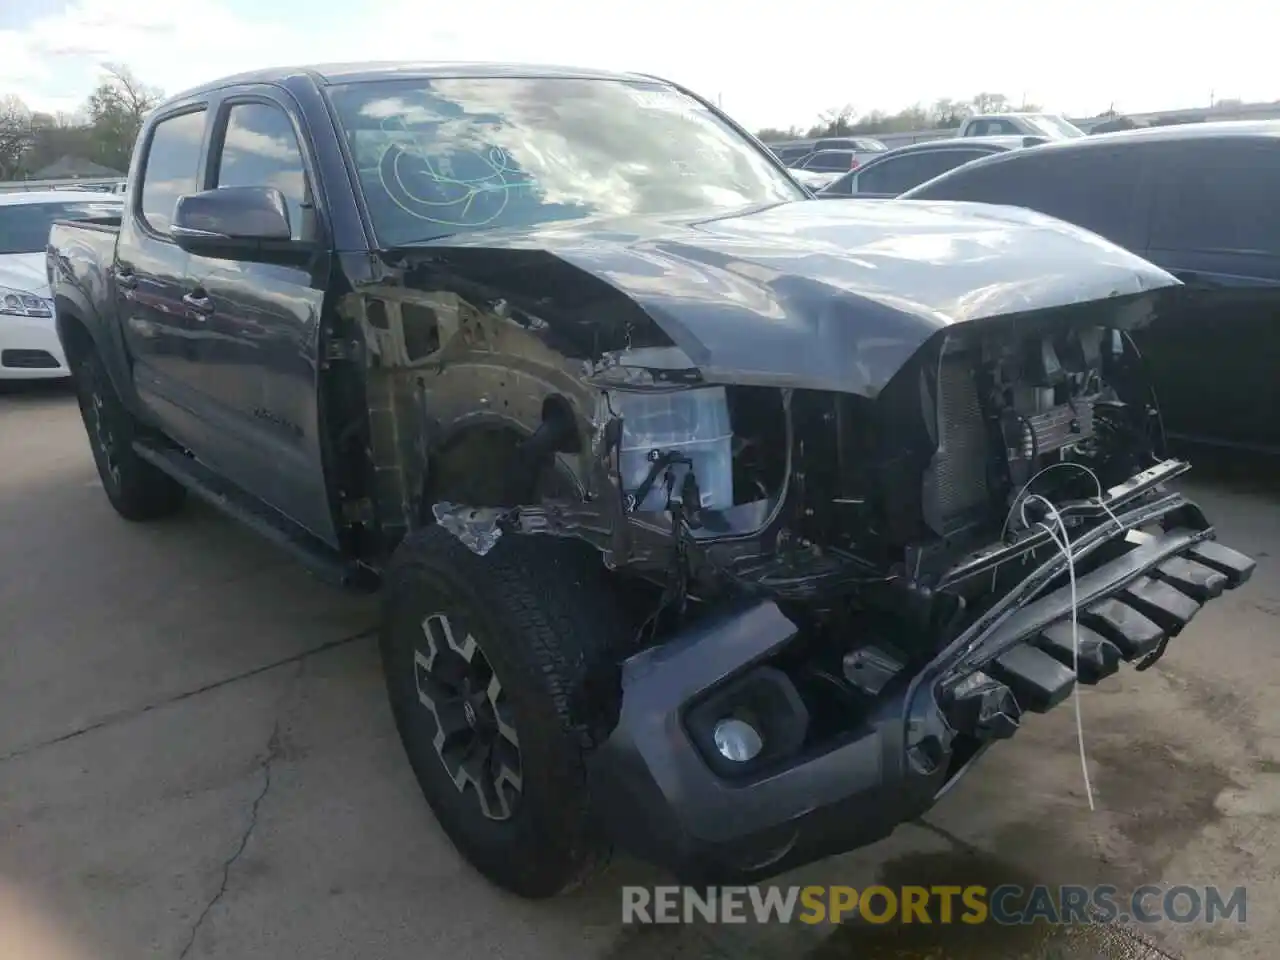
[993,459,1129,591]
[1022,492,1097,812]
[1000,460,1125,545]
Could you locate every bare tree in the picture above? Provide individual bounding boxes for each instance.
[807,105,857,138]
[95,64,161,122]
[84,63,163,171]
[929,98,970,128]
[970,92,1010,114]
[0,95,34,180]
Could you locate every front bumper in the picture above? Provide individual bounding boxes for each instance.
[585,489,1255,883]
[1,309,69,380]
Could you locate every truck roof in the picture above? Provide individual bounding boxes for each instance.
[168,61,657,101]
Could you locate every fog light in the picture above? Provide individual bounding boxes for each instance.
[713,718,763,763]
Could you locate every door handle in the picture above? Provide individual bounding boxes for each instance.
[114,267,137,290]
[182,291,215,317]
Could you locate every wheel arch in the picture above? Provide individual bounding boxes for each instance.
[53,293,139,414]
[55,304,95,366]
[415,410,582,526]
[421,416,535,521]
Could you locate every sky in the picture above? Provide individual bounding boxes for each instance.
[2,0,1278,132]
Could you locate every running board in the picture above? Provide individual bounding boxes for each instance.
[131,441,374,590]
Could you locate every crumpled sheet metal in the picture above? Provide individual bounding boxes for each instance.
[432,502,507,556]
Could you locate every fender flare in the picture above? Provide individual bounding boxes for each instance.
[54,290,142,416]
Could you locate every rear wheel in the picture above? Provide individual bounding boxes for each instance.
[74,350,186,521]
[380,523,632,898]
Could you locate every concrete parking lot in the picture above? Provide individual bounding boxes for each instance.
[2,381,1277,960]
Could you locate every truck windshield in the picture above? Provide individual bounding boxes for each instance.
[326,76,803,246]
[0,200,121,255]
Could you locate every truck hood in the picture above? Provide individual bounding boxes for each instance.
[407,199,1179,397]
[0,253,50,300]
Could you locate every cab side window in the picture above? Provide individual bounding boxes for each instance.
[212,102,311,240]
[965,119,1006,136]
[139,109,207,234]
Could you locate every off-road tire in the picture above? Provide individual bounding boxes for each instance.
[380,523,632,898]
[74,350,186,521]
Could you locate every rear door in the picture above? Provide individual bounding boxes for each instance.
[1140,138,1280,450]
[180,87,339,544]
[115,102,211,444]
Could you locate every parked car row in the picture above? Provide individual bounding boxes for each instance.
[769,136,889,166]
[814,135,1046,198]
[763,112,1082,165]
[766,137,890,189]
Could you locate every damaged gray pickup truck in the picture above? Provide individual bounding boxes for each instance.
[48,62,1255,898]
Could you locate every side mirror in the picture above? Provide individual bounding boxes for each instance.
[171,186,305,261]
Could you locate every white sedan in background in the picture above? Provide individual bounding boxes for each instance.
[1,191,123,380]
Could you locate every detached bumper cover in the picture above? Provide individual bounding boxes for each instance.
[585,507,1255,882]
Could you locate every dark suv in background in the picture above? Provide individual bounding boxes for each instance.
[903,121,1280,454]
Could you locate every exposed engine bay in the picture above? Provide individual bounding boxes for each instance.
[432,306,1205,747]
[468,314,1169,621]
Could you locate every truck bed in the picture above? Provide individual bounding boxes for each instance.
[55,215,122,232]
[46,217,124,365]
[47,217,122,301]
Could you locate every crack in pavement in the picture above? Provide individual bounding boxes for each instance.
[0,625,377,764]
[175,663,296,960]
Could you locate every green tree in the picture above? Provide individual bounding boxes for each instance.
[84,63,162,172]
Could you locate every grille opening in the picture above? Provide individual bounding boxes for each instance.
[2,349,60,369]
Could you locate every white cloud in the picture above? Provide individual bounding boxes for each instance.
[2,0,1278,130]
[1,0,318,112]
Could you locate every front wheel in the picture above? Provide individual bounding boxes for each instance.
[380,524,632,898]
